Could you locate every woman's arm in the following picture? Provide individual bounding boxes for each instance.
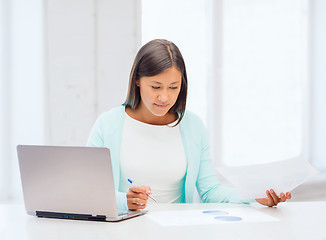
[195,120,291,206]
[194,119,248,203]
[196,144,249,203]
[87,113,131,211]
[87,116,104,147]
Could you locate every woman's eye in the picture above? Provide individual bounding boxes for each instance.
[170,87,178,90]
[152,86,160,89]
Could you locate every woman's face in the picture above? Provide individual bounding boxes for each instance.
[137,66,182,118]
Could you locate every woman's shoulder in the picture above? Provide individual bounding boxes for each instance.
[180,110,207,135]
[97,105,125,121]
[87,105,125,147]
[94,105,125,131]
[179,110,208,142]
[182,110,205,127]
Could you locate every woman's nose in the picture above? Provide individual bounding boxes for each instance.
[158,90,169,102]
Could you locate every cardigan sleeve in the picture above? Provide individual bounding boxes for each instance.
[86,112,129,211]
[194,117,253,204]
[87,115,104,147]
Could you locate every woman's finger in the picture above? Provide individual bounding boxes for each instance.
[280,192,287,202]
[129,197,147,205]
[127,200,146,210]
[286,192,292,199]
[270,189,280,206]
[127,196,148,210]
[129,187,149,200]
[130,186,152,195]
[127,191,148,202]
[128,202,147,210]
[266,190,275,207]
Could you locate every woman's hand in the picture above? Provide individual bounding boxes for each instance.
[256,189,291,207]
[126,186,151,210]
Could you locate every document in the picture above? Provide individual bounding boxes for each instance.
[217,156,319,199]
[146,207,278,226]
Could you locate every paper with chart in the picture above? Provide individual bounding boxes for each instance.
[217,156,319,199]
[146,207,278,226]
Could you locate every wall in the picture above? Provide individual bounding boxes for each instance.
[310,0,326,171]
[0,0,141,201]
[0,0,44,201]
[45,0,141,146]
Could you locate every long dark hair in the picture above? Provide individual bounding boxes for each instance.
[123,39,188,126]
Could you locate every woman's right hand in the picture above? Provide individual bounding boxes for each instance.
[126,186,151,210]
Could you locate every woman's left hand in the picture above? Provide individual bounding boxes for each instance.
[256,189,291,207]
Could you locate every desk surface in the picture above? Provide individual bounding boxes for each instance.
[1,202,326,240]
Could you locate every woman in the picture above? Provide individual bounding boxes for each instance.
[87,39,291,211]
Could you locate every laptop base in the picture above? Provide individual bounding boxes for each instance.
[36,210,147,222]
[36,211,107,221]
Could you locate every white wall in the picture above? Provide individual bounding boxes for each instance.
[0,0,45,201]
[0,0,11,200]
[142,0,209,126]
[0,0,141,202]
[45,0,141,146]
[311,0,326,171]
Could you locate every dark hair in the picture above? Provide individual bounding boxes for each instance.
[123,39,188,126]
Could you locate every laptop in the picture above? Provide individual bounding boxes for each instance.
[16,145,146,222]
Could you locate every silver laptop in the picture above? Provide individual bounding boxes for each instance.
[17,145,146,222]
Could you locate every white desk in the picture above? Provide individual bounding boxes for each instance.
[1,202,326,240]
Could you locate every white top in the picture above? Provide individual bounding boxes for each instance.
[120,113,187,203]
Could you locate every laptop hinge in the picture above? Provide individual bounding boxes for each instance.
[36,211,106,221]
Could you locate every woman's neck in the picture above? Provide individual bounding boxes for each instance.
[125,106,177,126]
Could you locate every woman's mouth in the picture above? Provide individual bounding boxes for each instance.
[154,103,168,109]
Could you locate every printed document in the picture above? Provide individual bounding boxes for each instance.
[217,156,319,199]
[146,207,278,226]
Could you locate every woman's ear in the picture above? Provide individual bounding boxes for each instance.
[136,80,140,87]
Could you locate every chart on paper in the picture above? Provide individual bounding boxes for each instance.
[146,207,278,226]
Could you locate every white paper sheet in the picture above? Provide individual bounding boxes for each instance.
[146,207,279,226]
[217,156,319,199]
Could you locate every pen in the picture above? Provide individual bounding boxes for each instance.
[128,178,158,203]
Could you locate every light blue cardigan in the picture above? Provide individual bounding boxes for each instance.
[87,105,251,210]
